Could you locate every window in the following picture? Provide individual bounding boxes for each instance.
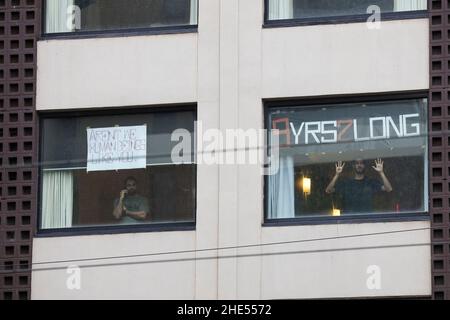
[266,0,427,21]
[265,97,428,220]
[44,0,198,34]
[39,108,196,231]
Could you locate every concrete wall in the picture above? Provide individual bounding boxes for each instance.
[32,231,197,300]
[262,19,429,98]
[33,0,431,299]
[260,222,430,299]
[36,33,198,110]
[32,221,430,299]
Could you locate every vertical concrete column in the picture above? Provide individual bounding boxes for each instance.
[235,0,264,299]
[195,0,221,299]
[217,0,240,300]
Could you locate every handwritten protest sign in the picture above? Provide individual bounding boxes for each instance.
[87,125,147,172]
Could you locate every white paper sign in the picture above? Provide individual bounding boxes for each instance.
[87,125,147,172]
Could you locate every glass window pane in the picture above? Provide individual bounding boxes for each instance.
[267,0,427,20]
[266,98,428,219]
[40,110,196,229]
[45,0,198,34]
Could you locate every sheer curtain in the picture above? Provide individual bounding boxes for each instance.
[190,0,198,25]
[268,156,295,219]
[42,171,74,229]
[268,0,294,20]
[45,0,75,33]
[394,0,427,11]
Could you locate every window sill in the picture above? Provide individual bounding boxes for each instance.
[39,25,198,41]
[263,10,428,29]
[263,212,430,227]
[35,222,196,238]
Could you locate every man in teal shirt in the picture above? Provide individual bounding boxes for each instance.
[112,177,150,224]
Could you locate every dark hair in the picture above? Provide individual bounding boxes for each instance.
[124,176,137,185]
[353,159,366,166]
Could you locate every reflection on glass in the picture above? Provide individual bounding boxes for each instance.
[45,0,198,33]
[40,110,196,229]
[267,0,427,20]
[266,98,428,219]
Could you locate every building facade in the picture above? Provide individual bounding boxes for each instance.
[1,0,449,299]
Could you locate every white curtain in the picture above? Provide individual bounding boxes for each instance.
[190,0,198,25]
[268,0,294,20]
[394,0,427,11]
[45,0,75,33]
[42,171,74,229]
[268,156,295,219]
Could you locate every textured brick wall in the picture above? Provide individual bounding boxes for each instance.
[0,0,39,300]
[429,0,450,300]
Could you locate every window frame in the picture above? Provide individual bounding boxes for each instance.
[37,104,197,237]
[40,0,199,40]
[263,91,430,226]
[263,0,428,28]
